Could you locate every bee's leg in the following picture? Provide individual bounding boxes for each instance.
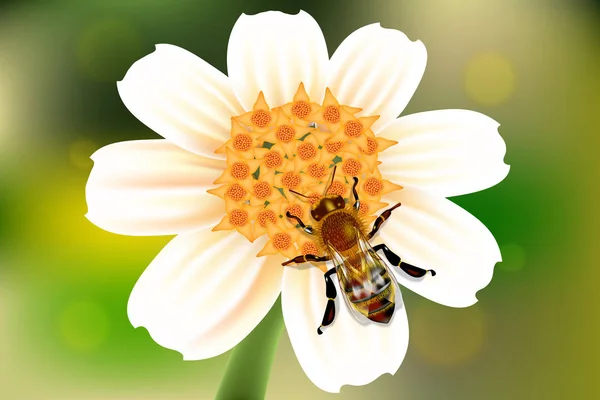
[372,243,436,277]
[282,254,330,266]
[367,203,402,239]
[351,177,360,210]
[318,268,337,335]
[286,211,314,234]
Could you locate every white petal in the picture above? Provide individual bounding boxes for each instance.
[128,229,283,360]
[378,110,510,197]
[227,11,328,109]
[86,140,224,236]
[117,44,244,159]
[377,187,501,307]
[327,23,427,133]
[282,265,409,393]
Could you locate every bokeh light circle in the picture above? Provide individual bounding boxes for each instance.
[58,301,109,352]
[465,52,516,106]
[410,301,485,366]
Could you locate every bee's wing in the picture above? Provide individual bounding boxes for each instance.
[326,228,400,324]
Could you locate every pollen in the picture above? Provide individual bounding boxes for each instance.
[307,163,326,179]
[364,178,383,196]
[276,125,295,142]
[308,193,321,205]
[286,204,303,219]
[323,105,340,123]
[263,151,283,169]
[342,158,361,176]
[251,110,271,127]
[229,209,248,226]
[273,232,292,250]
[226,183,247,201]
[258,210,277,227]
[282,172,301,189]
[344,120,363,138]
[297,143,317,160]
[253,181,272,199]
[301,241,319,256]
[292,101,311,119]
[230,162,250,180]
[358,202,369,216]
[233,133,252,151]
[325,141,344,154]
[362,137,378,154]
[327,181,346,196]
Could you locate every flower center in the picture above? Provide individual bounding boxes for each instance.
[344,120,363,138]
[253,181,272,199]
[286,204,304,219]
[327,181,346,196]
[229,209,248,226]
[358,202,368,216]
[231,162,250,180]
[362,137,378,154]
[292,101,311,118]
[342,158,361,176]
[307,163,326,179]
[325,141,344,154]
[281,172,301,189]
[210,86,401,257]
[258,210,277,227]
[233,133,252,151]
[297,143,317,160]
[226,183,247,201]
[276,125,295,142]
[323,105,340,123]
[364,178,383,196]
[301,241,319,255]
[251,110,271,127]
[273,233,292,250]
[263,151,283,169]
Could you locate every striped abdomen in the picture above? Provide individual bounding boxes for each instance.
[342,264,396,324]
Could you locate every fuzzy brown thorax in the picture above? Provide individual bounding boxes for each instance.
[315,206,366,253]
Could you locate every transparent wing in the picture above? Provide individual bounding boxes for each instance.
[327,228,401,324]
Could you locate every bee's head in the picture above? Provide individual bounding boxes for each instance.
[310,195,345,221]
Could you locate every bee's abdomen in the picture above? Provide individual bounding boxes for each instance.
[346,267,396,324]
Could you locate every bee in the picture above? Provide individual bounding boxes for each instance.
[283,166,436,335]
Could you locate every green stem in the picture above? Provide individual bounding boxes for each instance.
[215,296,284,400]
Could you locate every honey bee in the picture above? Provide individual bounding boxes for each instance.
[283,166,436,335]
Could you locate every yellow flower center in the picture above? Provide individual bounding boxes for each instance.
[364,177,383,196]
[233,133,252,151]
[292,101,311,118]
[210,85,402,257]
[276,125,295,142]
[226,183,247,201]
[273,233,292,250]
[229,209,248,226]
[251,110,271,127]
[253,181,272,199]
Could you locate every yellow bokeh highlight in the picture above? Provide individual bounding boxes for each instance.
[410,302,485,366]
[76,19,141,82]
[465,52,516,106]
[58,301,109,352]
[500,242,526,271]
[69,139,97,170]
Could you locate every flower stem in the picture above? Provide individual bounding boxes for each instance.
[215,296,284,400]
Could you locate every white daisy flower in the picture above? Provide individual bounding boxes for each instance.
[85,10,508,393]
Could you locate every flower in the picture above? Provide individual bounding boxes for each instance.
[85,10,509,393]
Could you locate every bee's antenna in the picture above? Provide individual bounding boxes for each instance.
[325,165,338,195]
[289,189,309,199]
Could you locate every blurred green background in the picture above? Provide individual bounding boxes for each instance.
[0,0,598,399]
